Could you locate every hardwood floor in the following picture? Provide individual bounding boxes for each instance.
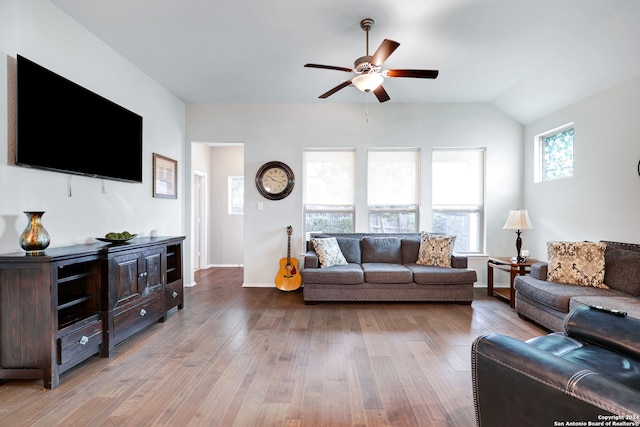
[0,267,545,426]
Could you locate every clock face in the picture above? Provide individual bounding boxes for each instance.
[255,161,295,200]
[262,167,288,194]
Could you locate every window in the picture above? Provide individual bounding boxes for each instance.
[368,149,419,233]
[228,176,244,214]
[432,148,485,253]
[303,149,355,236]
[535,124,574,182]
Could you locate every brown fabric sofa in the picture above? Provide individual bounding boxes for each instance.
[514,241,640,331]
[301,233,477,304]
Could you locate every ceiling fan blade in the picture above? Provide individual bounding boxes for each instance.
[370,39,400,66]
[373,85,390,103]
[319,80,352,99]
[385,69,439,79]
[304,63,353,73]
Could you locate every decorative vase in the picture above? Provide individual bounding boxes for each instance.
[19,211,50,254]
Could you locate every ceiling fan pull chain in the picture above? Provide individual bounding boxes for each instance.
[364,93,370,123]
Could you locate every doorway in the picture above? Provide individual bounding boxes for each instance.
[190,142,245,275]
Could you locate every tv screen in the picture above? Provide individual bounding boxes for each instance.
[16,55,143,183]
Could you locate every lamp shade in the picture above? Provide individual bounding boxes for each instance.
[352,73,383,92]
[503,210,533,230]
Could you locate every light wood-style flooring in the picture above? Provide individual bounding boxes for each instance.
[0,267,545,426]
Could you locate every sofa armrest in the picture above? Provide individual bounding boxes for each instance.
[565,305,640,360]
[472,333,640,425]
[530,262,548,280]
[451,254,467,269]
[304,251,319,269]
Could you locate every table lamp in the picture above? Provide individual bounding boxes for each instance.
[503,210,533,263]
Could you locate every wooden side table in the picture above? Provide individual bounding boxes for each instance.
[487,257,541,308]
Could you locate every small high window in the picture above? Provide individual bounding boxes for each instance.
[535,124,574,182]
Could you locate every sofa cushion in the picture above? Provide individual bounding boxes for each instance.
[407,264,477,285]
[361,263,412,284]
[361,237,402,264]
[514,276,625,312]
[569,296,640,318]
[417,232,456,268]
[547,241,608,288]
[604,246,640,296]
[335,237,362,264]
[401,236,421,264]
[311,237,348,268]
[309,234,362,264]
[301,263,364,285]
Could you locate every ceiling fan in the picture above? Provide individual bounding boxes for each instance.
[304,18,439,103]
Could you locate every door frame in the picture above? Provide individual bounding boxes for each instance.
[193,170,208,271]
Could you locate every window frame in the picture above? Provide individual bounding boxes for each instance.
[227,176,244,215]
[431,147,486,254]
[367,148,420,233]
[303,148,356,237]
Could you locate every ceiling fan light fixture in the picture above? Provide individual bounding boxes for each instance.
[352,73,383,92]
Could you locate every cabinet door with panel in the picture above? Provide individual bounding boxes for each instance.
[107,246,166,349]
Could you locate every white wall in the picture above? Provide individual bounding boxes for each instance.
[187,102,523,286]
[209,145,244,266]
[523,74,640,261]
[0,0,185,255]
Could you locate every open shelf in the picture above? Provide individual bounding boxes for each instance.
[57,271,94,284]
[166,243,182,284]
[58,312,101,331]
[58,294,95,310]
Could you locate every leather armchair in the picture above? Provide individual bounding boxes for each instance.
[472,305,640,426]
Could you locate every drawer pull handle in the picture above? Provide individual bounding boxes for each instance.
[139,272,148,278]
[172,291,178,298]
[79,336,89,346]
[140,308,147,317]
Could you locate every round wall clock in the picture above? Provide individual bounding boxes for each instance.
[255,161,295,200]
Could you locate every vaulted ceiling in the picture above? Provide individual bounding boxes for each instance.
[51,0,640,123]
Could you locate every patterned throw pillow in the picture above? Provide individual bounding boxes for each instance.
[547,241,608,288]
[311,237,348,268]
[416,232,456,268]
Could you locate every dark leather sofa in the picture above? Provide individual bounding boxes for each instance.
[472,305,640,426]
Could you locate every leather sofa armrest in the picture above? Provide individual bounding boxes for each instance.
[451,254,467,269]
[565,305,640,360]
[304,251,319,269]
[472,333,640,425]
[530,262,548,280]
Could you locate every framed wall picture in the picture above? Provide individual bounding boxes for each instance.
[153,153,177,199]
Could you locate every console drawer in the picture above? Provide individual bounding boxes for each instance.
[113,292,164,344]
[57,314,103,366]
[165,279,184,311]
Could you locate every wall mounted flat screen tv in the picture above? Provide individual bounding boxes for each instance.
[16,55,143,183]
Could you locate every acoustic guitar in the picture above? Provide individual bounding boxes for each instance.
[275,226,302,291]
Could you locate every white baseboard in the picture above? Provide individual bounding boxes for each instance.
[242,282,277,288]
[209,263,244,268]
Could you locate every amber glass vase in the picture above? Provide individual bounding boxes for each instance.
[19,211,50,254]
